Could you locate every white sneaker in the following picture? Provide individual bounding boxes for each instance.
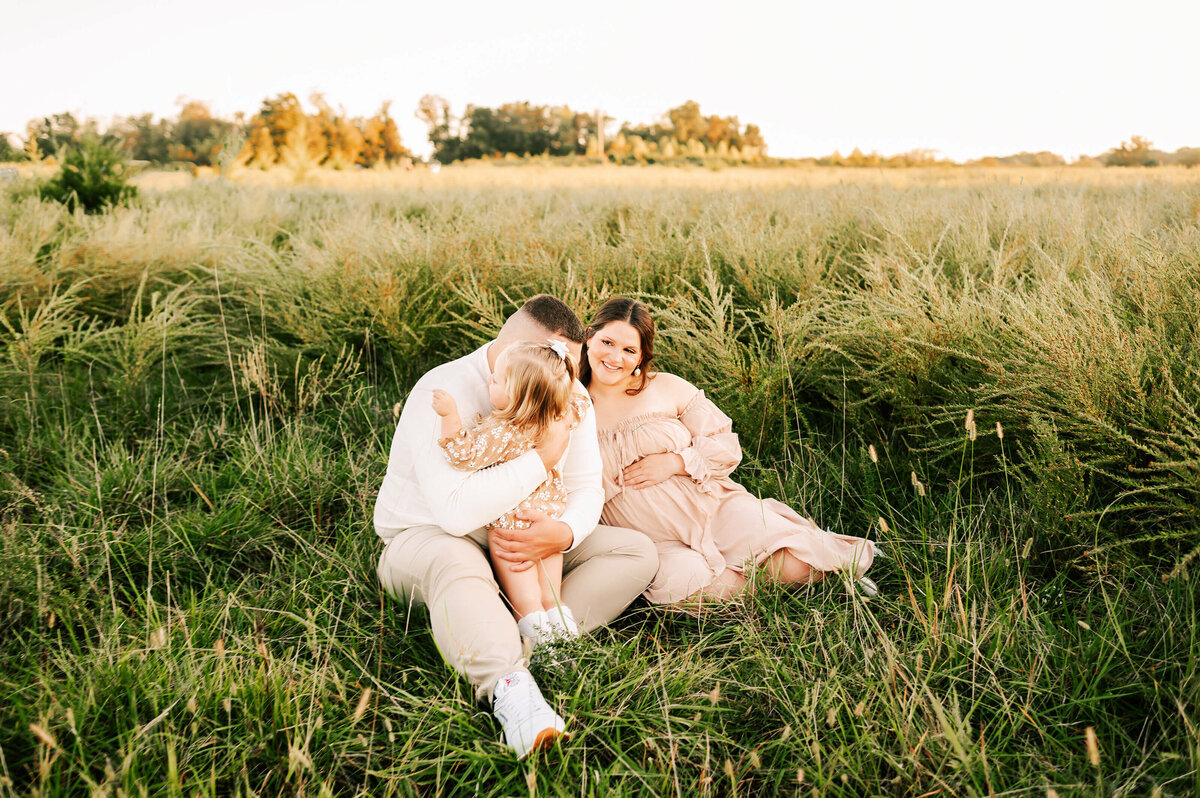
[492,670,567,758]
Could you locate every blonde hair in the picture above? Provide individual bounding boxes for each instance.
[494,341,576,444]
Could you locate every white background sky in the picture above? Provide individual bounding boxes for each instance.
[3,0,1197,161]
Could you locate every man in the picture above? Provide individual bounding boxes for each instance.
[374,294,658,758]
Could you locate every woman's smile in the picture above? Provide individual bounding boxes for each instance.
[586,320,643,385]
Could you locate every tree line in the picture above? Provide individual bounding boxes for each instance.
[814,136,1200,168]
[2,94,411,170]
[1,95,769,168]
[2,94,1197,169]
[415,96,768,164]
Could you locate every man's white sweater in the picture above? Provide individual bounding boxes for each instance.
[373,342,604,549]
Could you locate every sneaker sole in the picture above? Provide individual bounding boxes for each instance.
[523,727,570,758]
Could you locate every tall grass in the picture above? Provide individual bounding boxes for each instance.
[1,168,1198,795]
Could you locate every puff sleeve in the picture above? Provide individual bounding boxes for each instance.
[673,390,742,488]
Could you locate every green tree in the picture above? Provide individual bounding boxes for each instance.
[168,101,233,166]
[423,100,592,162]
[25,112,108,158]
[111,113,173,163]
[416,97,766,164]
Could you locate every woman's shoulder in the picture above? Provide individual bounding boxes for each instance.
[647,372,702,411]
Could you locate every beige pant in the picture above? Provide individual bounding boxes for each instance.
[377,523,657,701]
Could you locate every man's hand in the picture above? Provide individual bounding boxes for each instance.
[621,452,685,490]
[535,419,570,471]
[488,509,573,572]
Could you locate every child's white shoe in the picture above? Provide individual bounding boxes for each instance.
[545,605,580,638]
[517,610,554,647]
[517,607,580,648]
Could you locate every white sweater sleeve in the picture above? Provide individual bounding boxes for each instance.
[403,385,548,536]
[557,396,605,551]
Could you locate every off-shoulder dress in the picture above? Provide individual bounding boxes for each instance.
[597,390,875,603]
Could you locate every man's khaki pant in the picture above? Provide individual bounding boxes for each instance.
[377,524,657,701]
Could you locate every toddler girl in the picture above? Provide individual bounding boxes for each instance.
[432,339,590,647]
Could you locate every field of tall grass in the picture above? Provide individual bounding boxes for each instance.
[1,166,1198,796]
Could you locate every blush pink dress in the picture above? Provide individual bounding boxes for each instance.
[597,390,875,604]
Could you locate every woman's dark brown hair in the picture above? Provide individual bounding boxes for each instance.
[579,297,655,396]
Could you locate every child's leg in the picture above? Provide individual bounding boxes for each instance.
[537,553,579,637]
[488,528,545,619]
[537,553,564,611]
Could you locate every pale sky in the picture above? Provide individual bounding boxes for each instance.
[3,0,1198,161]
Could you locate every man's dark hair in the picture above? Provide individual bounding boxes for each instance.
[519,294,585,343]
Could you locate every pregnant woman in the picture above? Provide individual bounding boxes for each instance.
[582,297,878,604]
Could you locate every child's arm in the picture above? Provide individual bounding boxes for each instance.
[431,389,463,441]
[440,418,524,470]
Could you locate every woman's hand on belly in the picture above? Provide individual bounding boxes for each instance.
[621,452,686,490]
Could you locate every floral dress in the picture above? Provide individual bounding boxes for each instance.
[440,393,591,530]
[597,390,876,603]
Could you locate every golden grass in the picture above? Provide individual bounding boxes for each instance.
[133,162,1200,192]
[8,158,1200,193]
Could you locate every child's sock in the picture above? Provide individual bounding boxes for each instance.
[545,605,580,638]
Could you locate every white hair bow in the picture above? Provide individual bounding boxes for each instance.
[547,339,569,360]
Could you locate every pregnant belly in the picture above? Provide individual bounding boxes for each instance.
[601,477,718,544]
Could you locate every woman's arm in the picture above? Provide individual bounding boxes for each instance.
[665,374,742,486]
[619,373,729,490]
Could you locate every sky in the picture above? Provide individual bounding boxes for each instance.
[3,0,1198,162]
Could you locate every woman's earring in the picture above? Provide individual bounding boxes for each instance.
[633,367,641,376]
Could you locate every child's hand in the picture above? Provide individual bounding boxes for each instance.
[431,389,457,417]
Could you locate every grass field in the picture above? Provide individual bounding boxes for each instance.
[1,165,1198,796]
